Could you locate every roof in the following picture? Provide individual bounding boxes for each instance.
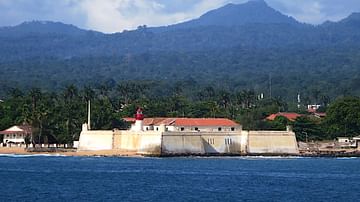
[0,125,32,135]
[123,117,239,127]
[337,137,350,139]
[266,112,302,122]
[172,118,238,127]
[123,117,174,125]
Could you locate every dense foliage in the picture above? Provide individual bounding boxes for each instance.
[324,97,360,139]
[1,82,359,143]
[1,1,360,143]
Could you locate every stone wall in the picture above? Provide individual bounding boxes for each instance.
[161,132,245,155]
[78,128,299,155]
[113,130,162,155]
[78,130,113,150]
[247,131,299,154]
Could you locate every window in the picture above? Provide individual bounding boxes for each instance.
[195,127,198,131]
[208,138,215,145]
[218,127,222,131]
[156,127,158,131]
[225,138,233,145]
[146,127,148,131]
[181,127,184,131]
[231,127,235,131]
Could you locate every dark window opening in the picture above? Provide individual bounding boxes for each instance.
[218,127,222,131]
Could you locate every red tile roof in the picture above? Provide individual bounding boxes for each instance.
[173,118,238,127]
[123,117,174,125]
[266,113,302,122]
[123,117,136,122]
[123,117,239,127]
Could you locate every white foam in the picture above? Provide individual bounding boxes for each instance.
[0,153,66,158]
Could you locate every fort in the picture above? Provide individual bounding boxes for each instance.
[78,108,299,156]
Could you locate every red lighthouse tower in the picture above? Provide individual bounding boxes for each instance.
[132,107,144,131]
[135,108,144,121]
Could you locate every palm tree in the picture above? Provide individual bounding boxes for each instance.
[236,90,256,109]
[217,90,231,109]
[28,88,42,145]
[82,86,95,102]
[63,85,81,144]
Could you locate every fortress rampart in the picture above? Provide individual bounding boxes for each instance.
[78,125,299,155]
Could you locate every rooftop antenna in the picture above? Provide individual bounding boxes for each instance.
[297,93,301,109]
[87,100,91,130]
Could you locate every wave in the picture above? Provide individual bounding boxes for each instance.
[165,155,306,160]
[0,153,66,158]
[335,157,360,159]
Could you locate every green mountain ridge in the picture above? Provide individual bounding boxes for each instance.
[0,0,360,102]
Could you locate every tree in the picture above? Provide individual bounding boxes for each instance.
[324,97,360,138]
[292,116,324,141]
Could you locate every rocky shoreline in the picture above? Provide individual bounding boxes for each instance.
[1,147,360,158]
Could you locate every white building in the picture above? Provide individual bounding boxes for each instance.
[124,117,241,132]
[0,125,32,145]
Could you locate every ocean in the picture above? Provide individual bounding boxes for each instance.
[0,155,359,201]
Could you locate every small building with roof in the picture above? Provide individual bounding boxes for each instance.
[0,124,32,145]
[124,117,240,132]
[266,112,303,122]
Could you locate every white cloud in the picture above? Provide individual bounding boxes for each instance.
[77,0,237,33]
[268,0,360,24]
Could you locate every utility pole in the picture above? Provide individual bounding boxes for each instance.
[88,100,91,130]
[269,73,272,99]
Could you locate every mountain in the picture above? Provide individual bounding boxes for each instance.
[157,0,298,30]
[340,12,360,24]
[1,1,360,100]
[0,21,100,37]
[0,21,104,60]
[0,1,358,59]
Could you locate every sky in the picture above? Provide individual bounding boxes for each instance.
[0,0,359,33]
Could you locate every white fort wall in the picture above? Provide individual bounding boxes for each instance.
[246,131,299,154]
[161,132,245,154]
[113,130,162,154]
[78,128,299,155]
[78,130,114,150]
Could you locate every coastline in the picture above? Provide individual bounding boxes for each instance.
[0,147,141,157]
[1,147,360,158]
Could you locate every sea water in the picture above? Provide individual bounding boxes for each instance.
[0,155,359,201]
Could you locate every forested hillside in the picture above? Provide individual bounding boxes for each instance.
[1,0,360,102]
[2,0,360,142]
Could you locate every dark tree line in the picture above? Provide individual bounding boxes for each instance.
[0,82,358,143]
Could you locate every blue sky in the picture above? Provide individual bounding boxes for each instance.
[0,0,359,33]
